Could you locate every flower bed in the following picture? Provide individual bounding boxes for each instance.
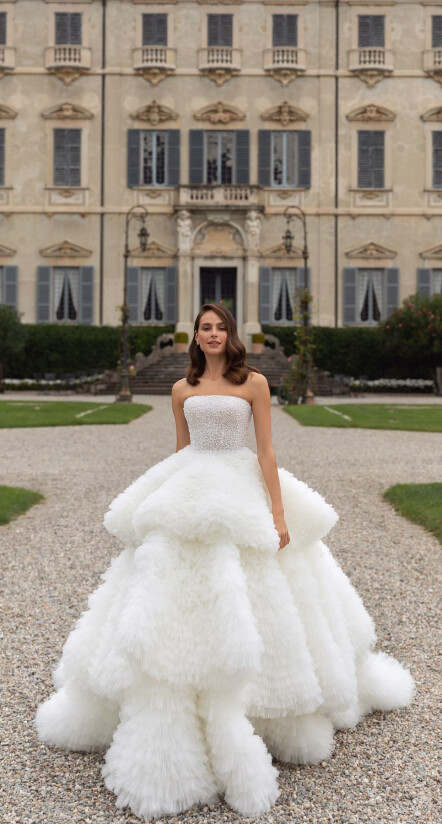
[349,378,435,393]
[3,375,105,391]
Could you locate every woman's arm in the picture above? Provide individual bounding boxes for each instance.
[171,380,191,452]
[250,374,290,550]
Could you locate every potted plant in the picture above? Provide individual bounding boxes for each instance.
[252,332,265,354]
[174,331,189,353]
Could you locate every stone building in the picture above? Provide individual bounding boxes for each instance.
[0,0,441,348]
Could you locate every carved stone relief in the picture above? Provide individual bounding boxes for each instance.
[136,68,174,87]
[194,101,246,124]
[421,107,442,122]
[420,244,442,260]
[42,102,94,120]
[176,210,192,254]
[193,222,244,256]
[266,69,302,87]
[40,240,92,258]
[346,104,395,122]
[261,101,308,127]
[0,105,17,120]
[130,101,178,126]
[245,210,261,253]
[345,241,396,260]
[200,69,238,87]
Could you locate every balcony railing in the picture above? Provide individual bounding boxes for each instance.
[179,185,260,207]
[133,46,176,71]
[0,46,15,70]
[264,47,306,72]
[198,47,241,72]
[349,48,394,72]
[45,46,92,71]
[424,48,442,71]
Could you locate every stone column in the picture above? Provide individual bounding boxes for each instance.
[175,209,194,342]
[243,209,263,350]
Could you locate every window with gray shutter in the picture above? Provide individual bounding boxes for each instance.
[202,131,249,185]
[0,266,18,309]
[432,16,442,48]
[272,15,297,47]
[358,15,385,48]
[0,129,5,187]
[142,14,167,46]
[189,130,204,185]
[358,131,384,189]
[345,268,397,324]
[55,13,82,45]
[0,12,7,46]
[36,267,51,323]
[127,130,180,187]
[432,132,442,189]
[126,267,176,323]
[418,268,442,296]
[53,267,80,321]
[271,268,309,323]
[79,266,94,324]
[270,131,311,188]
[53,129,81,187]
[258,131,272,186]
[207,15,233,47]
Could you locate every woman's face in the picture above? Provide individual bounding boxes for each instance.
[195,310,228,355]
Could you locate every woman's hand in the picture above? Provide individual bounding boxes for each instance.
[272,509,290,550]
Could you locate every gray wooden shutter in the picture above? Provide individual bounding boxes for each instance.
[127,130,140,188]
[164,266,177,323]
[358,131,384,189]
[235,130,249,185]
[69,13,82,45]
[37,266,51,323]
[372,131,384,189]
[298,131,311,188]
[53,129,81,187]
[4,265,17,309]
[53,129,66,187]
[417,268,431,296]
[343,268,357,325]
[189,130,204,185]
[358,15,384,48]
[55,13,69,45]
[0,128,5,187]
[127,267,139,322]
[432,16,442,48]
[167,130,180,186]
[259,267,272,323]
[385,268,399,318]
[258,131,271,186]
[143,14,167,46]
[208,14,232,47]
[432,132,442,189]
[297,266,311,292]
[273,15,297,47]
[0,13,7,46]
[67,128,81,186]
[79,266,94,324]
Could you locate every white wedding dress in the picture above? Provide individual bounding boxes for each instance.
[35,394,415,820]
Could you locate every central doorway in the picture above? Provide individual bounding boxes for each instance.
[200,268,237,317]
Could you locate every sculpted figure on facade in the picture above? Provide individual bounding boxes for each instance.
[245,210,261,253]
[176,210,193,254]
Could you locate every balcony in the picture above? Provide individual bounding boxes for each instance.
[133,46,176,72]
[264,47,306,73]
[0,46,15,72]
[198,47,241,85]
[348,48,393,85]
[424,48,442,82]
[178,185,260,208]
[45,45,91,71]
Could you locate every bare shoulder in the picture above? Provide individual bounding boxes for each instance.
[247,370,270,402]
[171,377,188,405]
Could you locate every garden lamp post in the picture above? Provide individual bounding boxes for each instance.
[282,205,312,403]
[117,205,149,403]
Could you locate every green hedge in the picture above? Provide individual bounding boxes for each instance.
[262,325,427,380]
[10,324,174,379]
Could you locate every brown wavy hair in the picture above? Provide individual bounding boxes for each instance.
[186,303,260,386]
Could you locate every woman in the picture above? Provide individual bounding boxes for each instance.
[35,303,414,820]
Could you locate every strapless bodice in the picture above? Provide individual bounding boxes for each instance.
[183,395,252,452]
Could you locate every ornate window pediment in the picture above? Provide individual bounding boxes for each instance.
[130,101,178,126]
[345,241,396,260]
[0,105,17,120]
[420,244,442,260]
[133,240,177,257]
[194,101,246,125]
[262,242,304,259]
[0,243,16,257]
[346,104,395,123]
[421,107,442,123]
[40,240,92,258]
[42,102,94,120]
[261,101,308,127]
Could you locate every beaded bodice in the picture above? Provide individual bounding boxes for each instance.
[184,395,252,452]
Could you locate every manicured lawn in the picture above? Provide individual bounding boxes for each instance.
[284,404,442,432]
[0,485,44,526]
[0,401,151,428]
[383,483,442,545]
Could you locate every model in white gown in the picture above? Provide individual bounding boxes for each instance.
[35,392,415,820]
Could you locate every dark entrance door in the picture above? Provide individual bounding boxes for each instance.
[200,268,237,317]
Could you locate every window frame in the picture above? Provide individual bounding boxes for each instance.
[49,4,90,50]
[202,8,238,50]
[141,130,169,187]
[203,130,236,186]
[53,266,80,323]
[272,14,298,48]
[52,127,82,188]
[142,12,168,47]
[271,131,300,188]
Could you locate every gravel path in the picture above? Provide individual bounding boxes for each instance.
[0,394,440,824]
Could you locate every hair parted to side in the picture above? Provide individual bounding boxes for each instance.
[186,303,260,386]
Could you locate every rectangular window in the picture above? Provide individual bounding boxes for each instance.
[142,14,167,46]
[55,12,82,45]
[0,128,5,187]
[205,131,234,184]
[430,269,442,295]
[127,130,180,187]
[432,16,442,48]
[358,131,384,189]
[140,269,165,322]
[272,268,299,322]
[357,269,384,324]
[432,132,442,188]
[53,129,81,188]
[272,15,297,47]
[358,15,385,48]
[53,267,79,321]
[142,131,167,186]
[0,12,7,46]
[207,14,233,47]
[272,132,300,187]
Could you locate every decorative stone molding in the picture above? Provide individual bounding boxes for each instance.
[193,222,244,256]
[346,104,395,122]
[421,107,442,122]
[130,101,178,126]
[176,210,192,254]
[261,242,303,259]
[420,244,442,260]
[345,241,396,260]
[0,243,16,257]
[245,210,261,253]
[425,72,442,87]
[200,68,238,87]
[194,101,246,124]
[136,67,173,86]
[42,102,94,120]
[49,69,86,86]
[265,69,301,87]
[261,101,308,127]
[351,70,388,88]
[132,240,177,258]
[40,240,92,258]
[0,104,16,119]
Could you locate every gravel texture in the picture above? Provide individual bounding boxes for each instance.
[0,393,441,824]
